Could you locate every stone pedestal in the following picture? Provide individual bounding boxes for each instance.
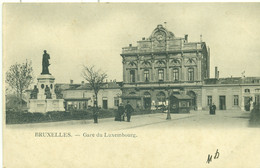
[29,74,65,113]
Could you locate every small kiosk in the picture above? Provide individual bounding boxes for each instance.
[170,94,192,113]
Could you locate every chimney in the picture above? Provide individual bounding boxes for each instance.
[129,44,132,47]
[218,71,220,79]
[70,80,73,84]
[215,67,218,79]
[142,37,145,40]
[200,34,203,42]
[81,81,84,85]
[184,34,188,43]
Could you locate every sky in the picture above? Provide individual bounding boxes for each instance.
[3,3,260,86]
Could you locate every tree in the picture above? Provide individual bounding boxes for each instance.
[6,60,34,108]
[81,65,108,108]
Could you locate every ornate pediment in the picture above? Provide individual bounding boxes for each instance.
[155,59,166,67]
[141,60,151,67]
[128,61,137,68]
[185,58,197,66]
[150,24,175,40]
[170,58,182,66]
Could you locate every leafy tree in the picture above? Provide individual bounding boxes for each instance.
[81,65,107,108]
[6,60,34,108]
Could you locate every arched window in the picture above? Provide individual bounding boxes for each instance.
[156,91,166,104]
[188,68,194,81]
[130,70,135,83]
[158,69,164,81]
[173,69,179,81]
[144,70,149,82]
[245,89,250,93]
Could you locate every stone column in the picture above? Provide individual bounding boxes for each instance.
[181,55,186,81]
[137,60,141,82]
[122,58,127,83]
[166,55,169,81]
[197,53,202,81]
[151,56,155,81]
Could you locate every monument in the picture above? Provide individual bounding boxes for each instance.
[29,50,65,113]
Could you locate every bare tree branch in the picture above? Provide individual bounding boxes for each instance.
[81,65,108,108]
[6,60,34,107]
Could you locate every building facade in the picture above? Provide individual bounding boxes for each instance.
[121,24,210,110]
[61,81,122,110]
[202,77,260,111]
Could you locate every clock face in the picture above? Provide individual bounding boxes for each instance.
[155,32,166,41]
[153,31,166,49]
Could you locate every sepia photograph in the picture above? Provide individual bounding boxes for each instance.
[3,2,260,168]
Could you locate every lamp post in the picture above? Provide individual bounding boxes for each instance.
[166,85,171,120]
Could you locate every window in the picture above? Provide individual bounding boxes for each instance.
[233,95,239,106]
[173,69,179,81]
[245,89,250,93]
[144,70,149,82]
[158,69,164,81]
[188,68,194,81]
[207,96,212,106]
[130,70,135,83]
[114,97,119,106]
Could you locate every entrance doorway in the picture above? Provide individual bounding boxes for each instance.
[187,91,197,110]
[102,98,108,109]
[143,92,151,110]
[244,96,251,111]
[219,96,226,110]
[144,98,151,109]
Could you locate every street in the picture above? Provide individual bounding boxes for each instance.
[4,110,260,168]
[6,109,252,130]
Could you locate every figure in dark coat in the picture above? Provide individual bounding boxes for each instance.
[93,102,99,123]
[210,103,216,115]
[125,101,134,122]
[115,103,125,121]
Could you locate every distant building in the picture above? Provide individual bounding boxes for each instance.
[203,77,260,111]
[60,81,122,110]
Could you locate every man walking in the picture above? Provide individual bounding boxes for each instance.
[211,103,216,115]
[125,101,134,122]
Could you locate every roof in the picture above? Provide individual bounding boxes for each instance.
[64,98,91,101]
[172,94,192,100]
[204,77,260,85]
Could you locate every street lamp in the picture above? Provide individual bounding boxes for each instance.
[166,85,171,120]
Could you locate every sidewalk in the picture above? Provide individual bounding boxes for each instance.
[6,109,250,130]
[6,112,195,130]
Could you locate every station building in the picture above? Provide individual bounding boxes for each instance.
[120,24,210,111]
[120,24,260,112]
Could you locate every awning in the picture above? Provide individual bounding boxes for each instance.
[64,98,91,101]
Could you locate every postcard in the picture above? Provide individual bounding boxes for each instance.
[3,3,260,168]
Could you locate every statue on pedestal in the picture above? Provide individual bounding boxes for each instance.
[45,85,52,99]
[30,85,39,99]
[55,86,63,99]
[41,50,51,75]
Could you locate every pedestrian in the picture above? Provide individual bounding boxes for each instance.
[250,98,254,111]
[93,102,99,123]
[116,103,125,121]
[209,104,213,115]
[212,103,216,115]
[125,101,134,122]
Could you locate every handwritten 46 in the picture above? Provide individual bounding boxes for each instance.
[206,149,220,164]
